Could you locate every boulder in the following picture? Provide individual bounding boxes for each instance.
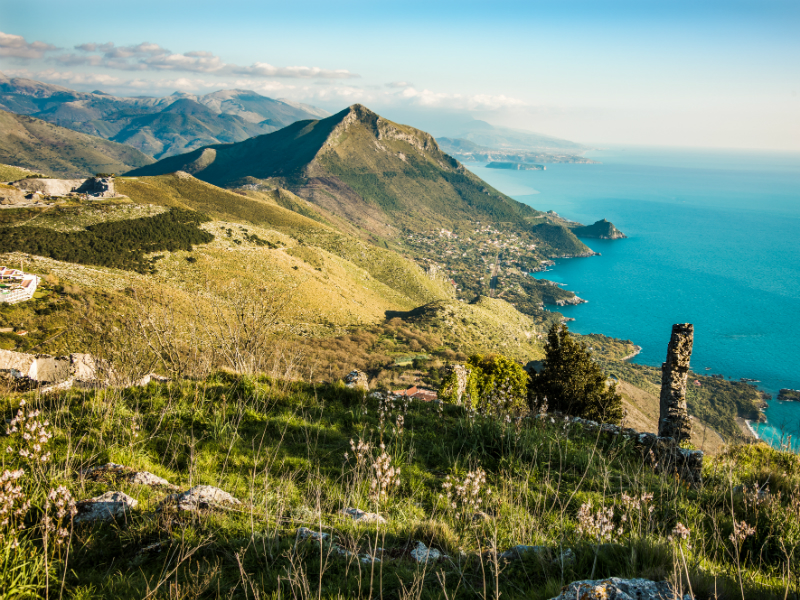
[166,485,241,511]
[75,491,138,523]
[410,541,445,564]
[549,578,685,600]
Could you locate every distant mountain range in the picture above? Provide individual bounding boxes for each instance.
[437,137,598,165]
[441,119,587,153]
[0,73,328,159]
[0,109,154,178]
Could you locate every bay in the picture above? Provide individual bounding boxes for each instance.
[464,147,800,447]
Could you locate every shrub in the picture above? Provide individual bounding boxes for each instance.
[530,324,623,424]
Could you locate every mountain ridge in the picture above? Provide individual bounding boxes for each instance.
[0,74,329,159]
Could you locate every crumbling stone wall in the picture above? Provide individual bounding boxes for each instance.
[658,323,693,442]
[344,370,369,391]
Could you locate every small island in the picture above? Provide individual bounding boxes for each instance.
[572,218,627,240]
[778,389,800,401]
[486,162,545,171]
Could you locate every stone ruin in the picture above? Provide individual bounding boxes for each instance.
[344,370,369,390]
[441,364,469,405]
[4,177,117,204]
[658,323,693,442]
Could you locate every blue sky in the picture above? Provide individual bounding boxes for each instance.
[1,0,798,149]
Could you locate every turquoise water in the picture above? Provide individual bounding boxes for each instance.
[465,147,800,446]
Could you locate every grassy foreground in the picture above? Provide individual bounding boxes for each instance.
[2,374,799,599]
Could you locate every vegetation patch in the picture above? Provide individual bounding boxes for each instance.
[0,208,213,273]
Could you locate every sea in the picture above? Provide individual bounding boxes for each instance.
[464,147,800,448]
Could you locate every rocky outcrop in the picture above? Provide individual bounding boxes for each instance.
[11,176,117,198]
[549,578,684,600]
[344,370,369,391]
[0,349,101,385]
[658,324,693,442]
[572,219,627,240]
[75,491,138,524]
[555,296,587,306]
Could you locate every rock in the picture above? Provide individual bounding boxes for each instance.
[297,527,330,541]
[549,578,686,600]
[75,491,138,523]
[658,324,693,442]
[75,177,116,198]
[341,507,386,524]
[130,471,178,489]
[85,463,178,490]
[410,541,445,564]
[344,370,369,390]
[168,485,242,511]
[572,219,627,240]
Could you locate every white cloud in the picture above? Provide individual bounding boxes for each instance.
[398,87,526,111]
[385,81,413,88]
[4,68,121,87]
[58,39,359,79]
[0,32,58,59]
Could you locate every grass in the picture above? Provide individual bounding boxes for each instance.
[2,371,798,599]
[0,110,154,178]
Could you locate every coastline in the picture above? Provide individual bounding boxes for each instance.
[621,345,642,361]
[738,417,760,440]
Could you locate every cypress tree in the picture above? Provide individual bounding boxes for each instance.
[530,324,624,424]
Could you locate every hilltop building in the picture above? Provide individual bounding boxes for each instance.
[0,266,39,304]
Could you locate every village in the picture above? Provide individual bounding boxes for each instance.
[403,222,579,326]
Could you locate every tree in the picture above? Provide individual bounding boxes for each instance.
[440,354,528,417]
[530,324,623,424]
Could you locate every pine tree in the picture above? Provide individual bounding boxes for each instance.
[530,324,623,424]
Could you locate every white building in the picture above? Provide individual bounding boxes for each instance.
[0,267,39,304]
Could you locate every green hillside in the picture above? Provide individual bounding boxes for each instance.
[0,109,154,177]
[126,105,585,246]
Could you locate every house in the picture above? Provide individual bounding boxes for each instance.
[0,267,39,304]
[392,385,438,402]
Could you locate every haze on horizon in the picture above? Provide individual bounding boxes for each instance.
[1,0,798,151]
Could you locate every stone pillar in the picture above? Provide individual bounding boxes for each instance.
[443,364,468,405]
[658,323,693,442]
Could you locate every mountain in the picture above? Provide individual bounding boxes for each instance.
[126,104,577,242]
[437,136,599,164]
[0,109,154,178]
[0,74,329,159]
[444,120,587,153]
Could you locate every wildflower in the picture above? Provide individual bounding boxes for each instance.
[669,522,691,543]
[6,403,53,463]
[370,451,400,503]
[0,469,30,543]
[576,501,621,541]
[44,486,76,545]
[730,520,756,545]
[442,467,491,520]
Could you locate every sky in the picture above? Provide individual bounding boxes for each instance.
[1,0,799,150]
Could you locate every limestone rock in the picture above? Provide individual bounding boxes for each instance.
[549,577,684,600]
[168,485,242,511]
[75,491,138,524]
[85,463,179,490]
[341,507,386,523]
[297,527,330,541]
[344,370,369,391]
[410,541,445,563]
[658,324,693,442]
